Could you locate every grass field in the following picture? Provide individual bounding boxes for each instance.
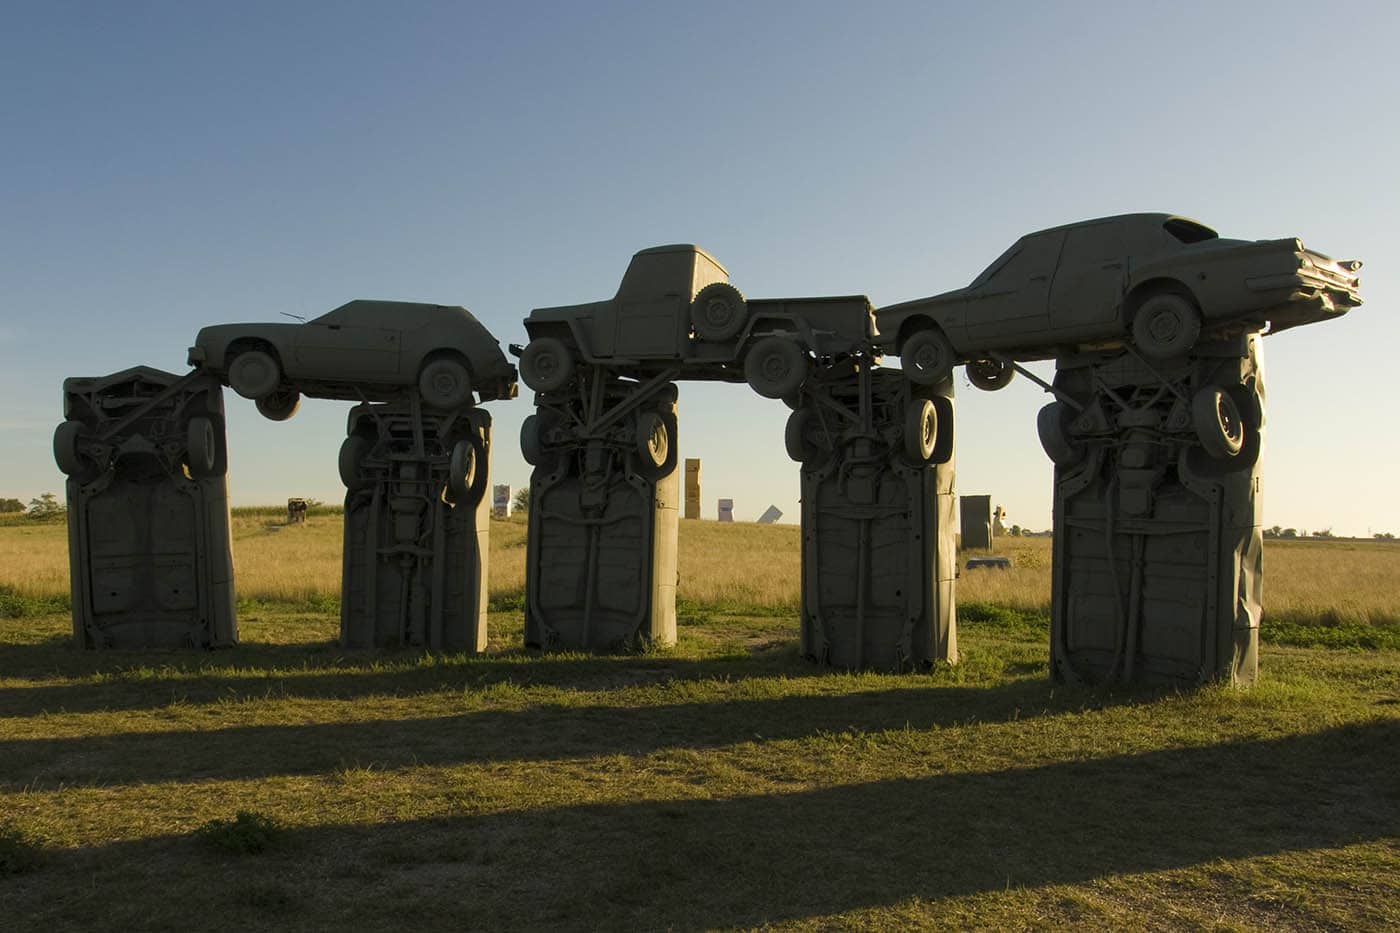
[1,511,1398,930]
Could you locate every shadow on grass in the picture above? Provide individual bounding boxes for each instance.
[0,637,846,716]
[10,720,1399,932]
[0,676,1143,789]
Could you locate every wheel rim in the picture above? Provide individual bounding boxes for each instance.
[911,343,943,375]
[760,353,790,383]
[646,420,667,465]
[533,351,559,381]
[921,410,936,451]
[430,370,459,398]
[703,297,734,329]
[1147,309,1181,344]
[1217,394,1243,446]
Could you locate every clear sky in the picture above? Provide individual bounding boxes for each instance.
[3,1,1397,535]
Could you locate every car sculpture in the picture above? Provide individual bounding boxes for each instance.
[515,244,879,399]
[877,213,1362,389]
[189,300,518,420]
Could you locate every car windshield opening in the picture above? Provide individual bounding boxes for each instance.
[1163,218,1218,244]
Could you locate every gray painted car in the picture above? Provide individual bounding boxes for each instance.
[877,213,1362,389]
[516,244,879,399]
[189,300,518,419]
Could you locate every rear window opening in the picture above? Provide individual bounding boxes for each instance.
[1164,218,1218,244]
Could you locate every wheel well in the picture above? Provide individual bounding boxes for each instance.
[1123,278,1199,325]
[895,314,939,353]
[225,338,280,367]
[420,347,473,378]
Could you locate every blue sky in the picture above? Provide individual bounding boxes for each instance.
[3,1,1397,534]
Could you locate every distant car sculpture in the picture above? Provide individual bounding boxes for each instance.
[877,213,1362,388]
[189,299,518,419]
[515,244,879,399]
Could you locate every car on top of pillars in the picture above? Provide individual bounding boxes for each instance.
[876,212,1362,391]
[513,244,881,400]
[188,300,518,420]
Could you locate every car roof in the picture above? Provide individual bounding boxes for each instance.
[1019,212,1216,240]
[313,299,466,327]
[632,243,729,276]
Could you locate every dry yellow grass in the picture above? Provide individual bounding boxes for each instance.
[2,511,1398,625]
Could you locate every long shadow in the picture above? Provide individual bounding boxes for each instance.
[0,641,846,718]
[0,677,1129,789]
[9,720,1398,932]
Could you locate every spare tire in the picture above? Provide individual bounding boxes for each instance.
[519,337,575,394]
[691,282,748,341]
[1192,387,1245,460]
[186,417,218,477]
[53,420,89,476]
[1037,402,1083,467]
[903,399,938,464]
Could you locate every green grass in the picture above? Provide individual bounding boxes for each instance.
[1,602,1397,931]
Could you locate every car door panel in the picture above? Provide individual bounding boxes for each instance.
[1049,221,1128,338]
[295,325,403,380]
[965,231,1065,348]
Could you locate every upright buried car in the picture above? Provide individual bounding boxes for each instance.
[516,244,879,399]
[189,300,518,419]
[878,213,1361,388]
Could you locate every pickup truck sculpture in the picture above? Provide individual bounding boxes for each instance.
[516,244,880,399]
[877,213,1362,389]
[189,300,518,419]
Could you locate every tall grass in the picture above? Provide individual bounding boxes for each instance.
[2,510,1398,630]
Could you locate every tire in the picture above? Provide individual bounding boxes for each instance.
[966,358,1015,391]
[1037,402,1083,467]
[186,417,218,477]
[691,282,748,341]
[227,349,281,400]
[635,410,670,471]
[418,356,473,410]
[929,395,955,465]
[520,414,544,466]
[900,327,956,385]
[1192,387,1245,460]
[448,438,476,503]
[780,391,803,411]
[254,389,300,422]
[784,409,820,463]
[903,399,938,464]
[519,337,575,393]
[743,336,808,399]
[339,434,373,488]
[1132,292,1201,360]
[53,420,89,476]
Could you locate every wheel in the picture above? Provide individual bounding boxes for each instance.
[418,356,473,410]
[520,414,544,466]
[966,358,1015,391]
[519,337,576,393]
[635,411,670,471]
[900,327,956,385]
[254,389,300,422]
[1192,387,1245,459]
[781,391,803,411]
[338,434,373,488]
[743,336,808,399]
[691,282,748,341]
[185,417,218,477]
[448,438,477,502]
[53,420,89,476]
[1132,292,1201,360]
[903,399,938,463]
[227,349,281,400]
[929,395,955,465]
[1037,402,1083,467]
[784,409,821,463]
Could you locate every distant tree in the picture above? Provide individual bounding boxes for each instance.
[1010,524,1023,537]
[1313,527,1334,539]
[27,492,64,517]
[1281,528,1298,539]
[0,498,24,513]
[1376,532,1396,541]
[1264,525,1283,539]
[511,487,531,514]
